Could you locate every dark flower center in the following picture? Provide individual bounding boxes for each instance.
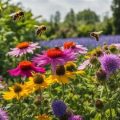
[33,74,44,84]
[14,85,22,93]
[47,48,63,58]
[66,64,76,72]
[19,61,33,70]
[64,41,76,49]
[16,42,29,49]
[56,65,65,76]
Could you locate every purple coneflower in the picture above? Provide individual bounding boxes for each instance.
[68,115,83,120]
[32,47,76,72]
[52,100,67,118]
[7,42,40,57]
[63,41,87,54]
[8,60,45,77]
[0,108,9,120]
[99,54,120,73]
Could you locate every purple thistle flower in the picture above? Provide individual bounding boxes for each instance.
[0,108,9,120]
[99,54,120,73]
[68,115,83,120]
[52,100,67,118]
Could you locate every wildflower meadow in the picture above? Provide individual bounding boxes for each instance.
[0,0,120,120]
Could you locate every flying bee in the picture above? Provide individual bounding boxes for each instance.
[90,31,103,41]
[35,25,47,36]
[10,10,24,21]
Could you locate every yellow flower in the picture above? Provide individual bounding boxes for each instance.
[86,47,102,58]
[49,65,76,84]
[3,83,29,100]
[26,73,53,92]
[65,61,85,75]
[35,114,51,120]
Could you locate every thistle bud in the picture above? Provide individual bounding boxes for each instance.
[34,96,42,106]
[109,45,117,53]
[103,45,109,51]
[95,99,104,109]
[95,49,103,57]
[96,69,107,81]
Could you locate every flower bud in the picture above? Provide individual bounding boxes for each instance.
[96,69,107,81]
[34,96,42,106]
[95,99,104,109]
[109,45,117,53]
[95,49,103,57]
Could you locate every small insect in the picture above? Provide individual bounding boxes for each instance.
[90,31,103,41]
[35,25,47,36]
[10,10,24,21]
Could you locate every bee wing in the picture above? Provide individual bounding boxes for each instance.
[94,31,103,35]
[34,25,39,28]
[9,12,16,17]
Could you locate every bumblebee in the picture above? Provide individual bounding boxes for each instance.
[90,31,103,41]
[10,10,24,21]
[35,25,47,36]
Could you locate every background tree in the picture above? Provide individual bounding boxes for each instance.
[76,9,100,24]
[111,0,120,34]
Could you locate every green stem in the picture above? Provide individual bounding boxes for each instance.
[105,83,112,120]
[62,84,65,101]
[18,98,22,120]
[40,89,43,115]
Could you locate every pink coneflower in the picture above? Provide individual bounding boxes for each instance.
[0,108,9,120]
[78,59,90,70]
[8,61,45,77]
[7,42,40,57]
[68,115,83,120]
[32,47,76,72]
[63,41,87,54]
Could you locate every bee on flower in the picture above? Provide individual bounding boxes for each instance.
[7,42,40,57]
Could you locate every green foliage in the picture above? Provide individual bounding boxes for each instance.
[0,0,38,79]
[111,0,120,34]
[76,9,100,24]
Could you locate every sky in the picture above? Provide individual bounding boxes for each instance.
[11,0,112,20]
